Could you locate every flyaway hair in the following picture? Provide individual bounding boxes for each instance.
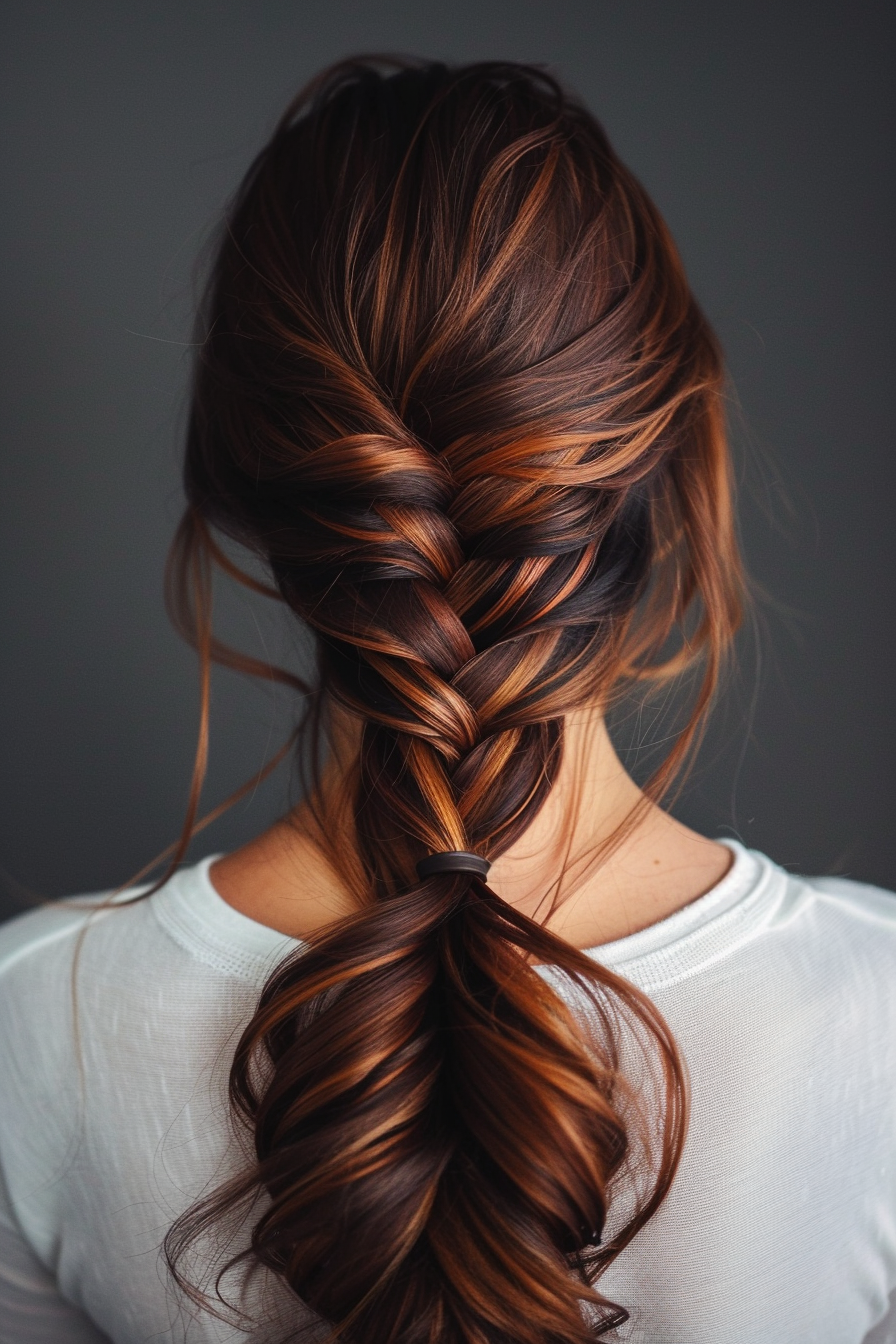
[162,57,744,1342]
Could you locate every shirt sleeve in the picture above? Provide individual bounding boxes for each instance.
[864,1288,896,1344]
[0,1167,112,1344]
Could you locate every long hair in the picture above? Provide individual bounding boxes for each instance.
[163,57,743,1342]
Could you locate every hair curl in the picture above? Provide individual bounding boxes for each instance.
[163,57,743,1342]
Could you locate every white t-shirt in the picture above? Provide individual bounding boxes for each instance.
[0,841,894,1343]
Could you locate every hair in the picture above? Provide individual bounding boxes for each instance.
[161,56,744,1343]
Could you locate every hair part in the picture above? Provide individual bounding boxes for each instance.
[163,55,743,1341]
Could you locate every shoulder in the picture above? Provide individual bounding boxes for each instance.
[803,870,896,923]
[0,877,201,1072]
[784,867,896,964]
[0,884,153,989]
[801,869,896,985]
[0,898,104,1020]
[0,859,290,1052]
[0,868,260,1177]
[762,865,896,1022]
[0,896,104,977]
[0,890,155,1075]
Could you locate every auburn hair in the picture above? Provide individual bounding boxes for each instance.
[162,57,743,1342]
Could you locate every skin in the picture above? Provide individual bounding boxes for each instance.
[211,705,732,950]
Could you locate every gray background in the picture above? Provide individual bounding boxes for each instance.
[1,0,893,917]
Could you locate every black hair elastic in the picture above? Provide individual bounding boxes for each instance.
[416,850,491,881]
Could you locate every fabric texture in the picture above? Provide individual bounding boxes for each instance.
[0,840,894,1342]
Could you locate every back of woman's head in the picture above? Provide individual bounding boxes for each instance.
[167,56,743,1342]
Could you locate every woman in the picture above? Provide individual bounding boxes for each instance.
[0,57,893,1343]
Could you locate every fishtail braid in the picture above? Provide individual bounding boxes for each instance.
[165,56,743,1343]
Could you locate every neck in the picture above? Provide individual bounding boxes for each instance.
[485,707,645,918]
[210,707,732,948]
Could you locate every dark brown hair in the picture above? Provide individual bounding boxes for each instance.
[163,56,743,1341]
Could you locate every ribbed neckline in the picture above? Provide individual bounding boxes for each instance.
[152,856,296,984]
[151,839,787,991]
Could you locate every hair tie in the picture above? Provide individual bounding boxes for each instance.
[416,850,491,881]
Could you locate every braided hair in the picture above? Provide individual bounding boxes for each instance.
[165,58,743,1342]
